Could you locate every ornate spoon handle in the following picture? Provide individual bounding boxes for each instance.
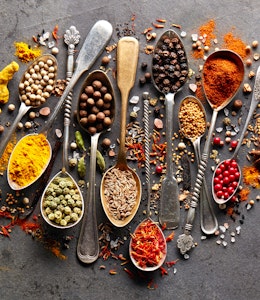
[63,26,80,170]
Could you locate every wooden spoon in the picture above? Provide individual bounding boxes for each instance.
[100,37,141,227]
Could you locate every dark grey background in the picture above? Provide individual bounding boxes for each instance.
[0,0,259,299]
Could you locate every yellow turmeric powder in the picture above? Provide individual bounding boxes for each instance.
[8,133,51,189]
[0,133,17,173]
[14,41,42,63]
[0,61,19,104]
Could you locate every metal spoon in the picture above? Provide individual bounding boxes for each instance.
[152,29,189,229]
[212,65,260,205]
[178,96,218,235]
[40,26,83,229]
[6,20,112,190]
[0,54,57,159]
[129,92,167,272]
[100,37,141,227]
[177,50,244,255]
[77,70,115,264]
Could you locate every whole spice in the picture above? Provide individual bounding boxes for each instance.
[8,133,51,188]
[152,31,188,94]
[0,61,19,104]
[75,130,86,151]
[178,97,206,141]
[41,175,83,227]
[77,156,86,178]
[130,219,166,268]
[103,167,137,220]
[96,149,106,173]
[203,57,243,108]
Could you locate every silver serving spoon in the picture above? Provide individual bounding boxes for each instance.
[177,50,244,255]
[212,65,260,205]
[77,70,115,264]
[178,96,218,235]
[129,92,167,271]
[152,29,189,229]
[40,26,84,229]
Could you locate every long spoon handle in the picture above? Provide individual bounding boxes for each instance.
[177,109,219,254]
[77,133,100,263]
[193,138,218,235]
[116,37,139,165]
[143,92,151,216]
[63,26,80,170]
[159,92,180,229]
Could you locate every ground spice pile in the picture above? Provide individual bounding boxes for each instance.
[14,41,42,63]
[223,32,248,59]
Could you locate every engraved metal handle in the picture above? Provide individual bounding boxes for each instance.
[177,109,219,254]
[63,26,80,170]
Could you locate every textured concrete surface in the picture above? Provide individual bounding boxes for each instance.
[0,0,259,299]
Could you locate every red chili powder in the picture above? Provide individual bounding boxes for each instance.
[222,31,248,59]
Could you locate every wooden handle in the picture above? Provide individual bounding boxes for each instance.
[116,37,139,163]
[117,37,139,92]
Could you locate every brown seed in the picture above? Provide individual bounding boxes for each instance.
[96,98,104,108]
[232,99,243,111]
[0,125,5,133]
[104,93,112,102]
[85,85,94,95]
[101,56,110,65]
[103,117,112,126]
[101,138,111,148]
[96,111,105,121]
[88,114,97,123]
[39,106,51,116]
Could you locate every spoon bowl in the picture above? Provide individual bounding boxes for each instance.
[7,133,52,190]
[100,36,141,228]
[40,170,84,229]
[129,218,167,272]
[77,70,116,263]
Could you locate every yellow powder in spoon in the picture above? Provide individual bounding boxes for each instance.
[8,133,51,188]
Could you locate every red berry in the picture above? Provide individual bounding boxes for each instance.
[213,137,221,145]
[223,177,230,185]
[155,165,163,174]
[230,140,238,149]
[214,183,222,192]
[216,191,223,198]
[227,186,235,195]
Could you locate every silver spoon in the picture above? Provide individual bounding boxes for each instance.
[152,29,189,229]
[77,70,115,264]
[177,50,244,255]
[178,96,218,235]
[129,92,167,271]
[212,65,260,205]
[40,26,83,229]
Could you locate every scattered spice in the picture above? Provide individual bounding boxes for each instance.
[223,32,248,59]
[242,165,260,188]
[0,133,17,173]
[14,41,42,63]
[8,133,51,188]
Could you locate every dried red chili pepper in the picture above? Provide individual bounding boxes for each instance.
[52,25,59,41]
[0,225,10,237]
[130,219,166,269]
[124,268,135,279]
[165,231,175,242]
[160,266,168,276]
[165,259,178,267]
